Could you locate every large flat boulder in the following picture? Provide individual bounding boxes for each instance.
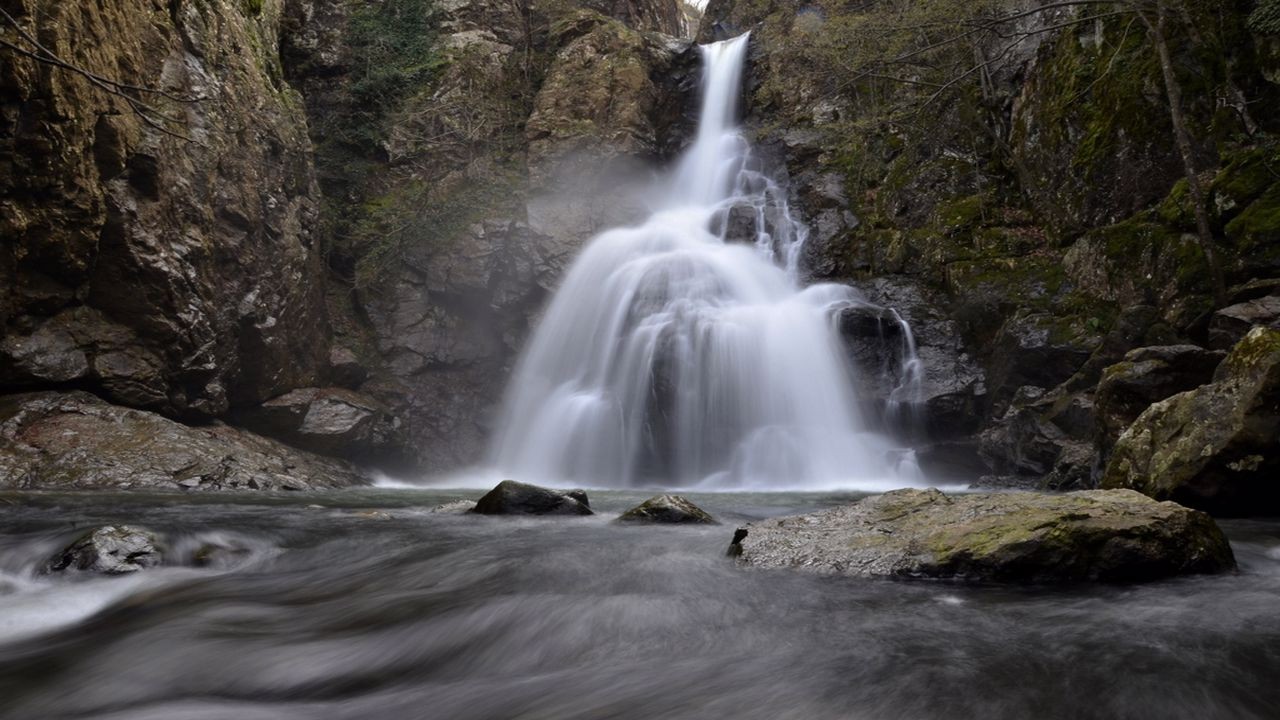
[0,391,368,492]
[1102,327,1280,515]
[729,489,1234,583]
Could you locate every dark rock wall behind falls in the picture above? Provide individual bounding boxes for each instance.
[0,0,695,482]
[1,0,330,420]
[2,0,1277,501]
[699,0,1280,497]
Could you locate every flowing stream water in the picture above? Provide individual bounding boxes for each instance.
[490,35,924,491]
[2,490,1279,720]
[5,34,1277,720]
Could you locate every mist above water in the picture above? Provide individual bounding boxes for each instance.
[490,34,924,490]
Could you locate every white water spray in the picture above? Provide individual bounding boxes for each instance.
[489,34,925,490]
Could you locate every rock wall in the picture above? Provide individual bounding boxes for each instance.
[1,0,331,419]
[282,0,696,472]
[0,0,692,481]
[698,0,1280,492]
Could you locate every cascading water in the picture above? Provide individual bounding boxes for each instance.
[489,34,925,490]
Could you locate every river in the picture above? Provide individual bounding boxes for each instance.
[1,489,1278,720]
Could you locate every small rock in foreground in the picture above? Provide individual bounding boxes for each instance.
[617,495,717,524]
[45,525,163,575]
[730,489,1234,583]
[472,480,593,516]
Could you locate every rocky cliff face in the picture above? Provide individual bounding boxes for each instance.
[281,0,696,472]
[699,0,1280,493]
[1,0,693,483]
[3,0,1274,500]
[1,0,331,419]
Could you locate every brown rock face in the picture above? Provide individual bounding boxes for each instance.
[1,0,329,420]
[282,0,696,472]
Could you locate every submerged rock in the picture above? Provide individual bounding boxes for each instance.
[617,495,717,524]
[45,526,163,575]
[1103,327,1280,516]
[729,489,1234,583]
[472,481,593,516]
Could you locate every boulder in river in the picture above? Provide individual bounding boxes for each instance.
[1102,327,1280,516]
[617,495,717,524]
[472,480,593,516]
[45,525,163,575]
[729,489,1234,583]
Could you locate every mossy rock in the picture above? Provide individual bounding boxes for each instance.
[1225,182,1280,274]
[617,495,717,524]
[730,489,1235,583]
[1103,327,1280,516]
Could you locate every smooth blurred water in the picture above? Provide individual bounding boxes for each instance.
[490,35,924,491]
[1,490,1279,720]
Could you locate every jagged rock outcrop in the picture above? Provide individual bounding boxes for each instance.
[1,0,331,420]
[1103,327,1280,516]
[842,278,987,438]
[729,488,1236,583]
[0,391,367,491]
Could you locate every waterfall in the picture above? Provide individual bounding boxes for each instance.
[489,34,926,490]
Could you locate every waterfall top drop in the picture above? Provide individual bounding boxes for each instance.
[488,34,925,491]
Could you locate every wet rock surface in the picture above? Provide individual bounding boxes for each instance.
[1209,295,1280,351]
[1103,327,1280,516]
[234,387,409,467]
[617,495,716,524]
[1095,345,1225,457]
[1,0,330,420]
[0,391,368,492]
[730,489,1236,583]
[472,481,594,516]
[44,525,163,575]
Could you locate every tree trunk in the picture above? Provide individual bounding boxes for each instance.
[1147,3,1227,306]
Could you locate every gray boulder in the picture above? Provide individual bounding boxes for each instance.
[472,480,593,516]
[617,495,716,524]
[45,526,163,575]
[729,489,1234,583]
